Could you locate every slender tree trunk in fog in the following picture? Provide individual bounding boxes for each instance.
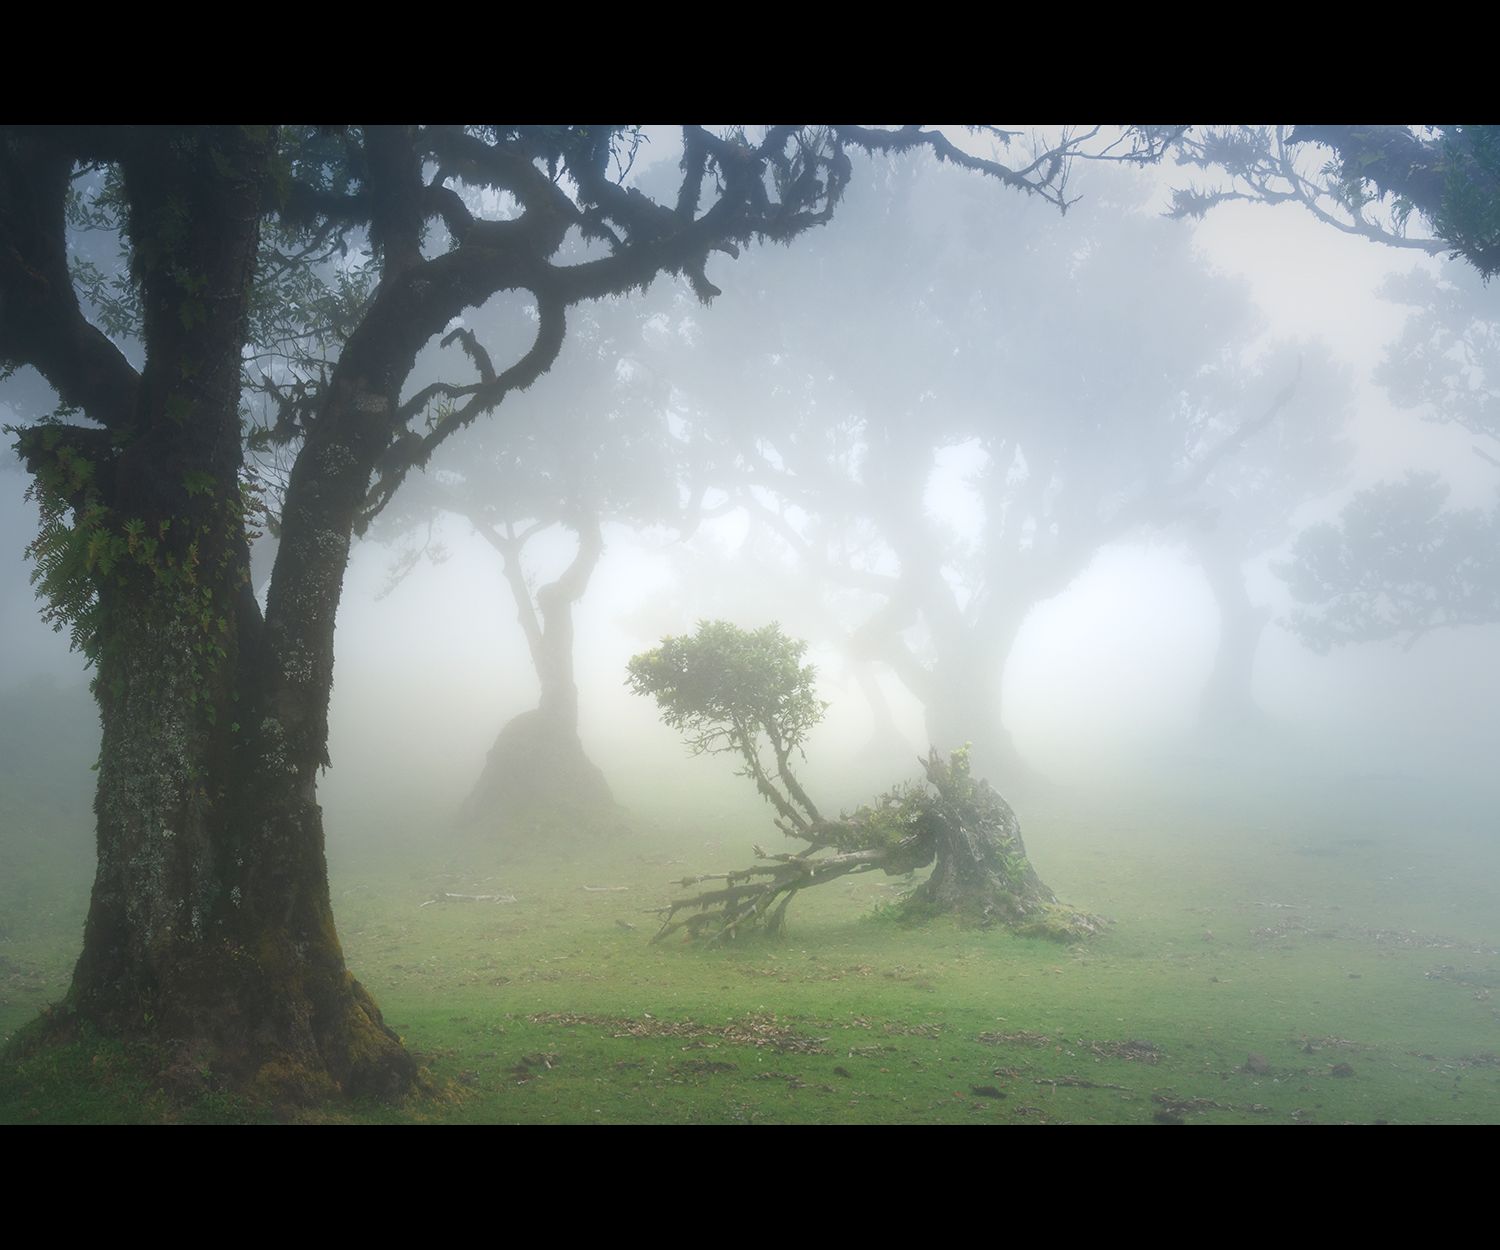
[460,513,618,833]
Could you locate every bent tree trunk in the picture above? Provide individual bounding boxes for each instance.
[5,130,414,1104]
[653,749,1101,942]
[901,750,1055,924]
[460,513,618,835]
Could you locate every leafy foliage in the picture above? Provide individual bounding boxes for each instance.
[1170,125,1500,280]
[1431,127,1500,280]
[1168,126,1450,262]
[19,430,106,658]
[627,620,825,763]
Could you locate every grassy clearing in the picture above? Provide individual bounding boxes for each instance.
[2,785,1498,1124]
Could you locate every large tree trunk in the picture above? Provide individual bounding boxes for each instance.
[63,594,413,1103]
[11,129,415,1106]
[460,514,619,835]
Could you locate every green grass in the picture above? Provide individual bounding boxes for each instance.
[3,788,1498,1124]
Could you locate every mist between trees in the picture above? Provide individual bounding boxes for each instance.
[1,125,1496,1110]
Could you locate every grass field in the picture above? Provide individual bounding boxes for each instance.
[3,770,1497,1125]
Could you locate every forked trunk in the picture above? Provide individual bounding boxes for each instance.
[461,514,619,835]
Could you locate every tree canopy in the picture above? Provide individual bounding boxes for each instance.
[1169,125,1500,278]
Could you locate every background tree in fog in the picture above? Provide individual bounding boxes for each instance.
[1281,473,1500,650]
[1280,260,1500,650]
[378,288,689,835]
[653,153,1351,779]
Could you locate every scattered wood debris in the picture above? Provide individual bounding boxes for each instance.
[977,1029,1052,1047]
[1089,1039,1162,1064]
[1152,1091,1229,1116]
[976,1031,1162,1064]
[1036,1075,1129,1091]
[1298,1035,1370,1053]
[420,891,517,907]
[1355,927,1498,955]
[528,1010,829,1054]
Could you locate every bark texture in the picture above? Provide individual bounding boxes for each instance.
[7,129,415,1103]
[901,750,1061,927]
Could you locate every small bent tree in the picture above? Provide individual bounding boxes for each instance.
[626,621,1101,941]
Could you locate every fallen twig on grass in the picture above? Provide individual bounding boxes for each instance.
[420,891,517,907]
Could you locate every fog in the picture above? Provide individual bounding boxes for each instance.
[2,128,1496,1121]
[4,142,1497,822]
[305,150,1496,827]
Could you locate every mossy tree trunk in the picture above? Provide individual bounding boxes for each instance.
[459,511,617,833]
[2,128,434,1103]
[901,750,1058,926]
